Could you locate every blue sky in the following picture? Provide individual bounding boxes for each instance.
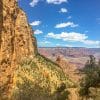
[18,0,100,48]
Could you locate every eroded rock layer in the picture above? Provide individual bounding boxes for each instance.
[0,0,36,97]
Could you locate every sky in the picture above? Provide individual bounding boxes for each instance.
[18,0,100,48]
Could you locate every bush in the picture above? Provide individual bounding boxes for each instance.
[79,55,100,97]
[54,83,70,100]
[11,78,52,100]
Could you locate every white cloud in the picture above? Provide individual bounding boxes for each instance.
[82,40,100,45]
[65,44,72,47]
[46,32,87,42]
[67,16,72,19]
[29,0,68,7]
[29,0,39,7]
[38,41,51,46]
[46,0,68,4]
[30,20,41,26]
[34,29,43,35]
[44,41,51,44]
[55,22,78,28]
[46,32,100,45]
[56,43,60,46]
[59,8,68,13]
[55,44,72,47]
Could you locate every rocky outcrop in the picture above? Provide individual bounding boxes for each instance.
[0,0,36,62]
[0,0,37,97]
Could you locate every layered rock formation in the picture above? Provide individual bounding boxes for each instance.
[0,0,72,100]
[56,56,81,84]
[0,0,36,63]
[0,0,36,97]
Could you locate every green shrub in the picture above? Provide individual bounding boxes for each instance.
[79,55,100,97]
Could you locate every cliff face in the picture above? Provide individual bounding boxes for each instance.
[0,0,36,62]
[56,56,81,84]
[0,0,36,98]
[0,0,72,100]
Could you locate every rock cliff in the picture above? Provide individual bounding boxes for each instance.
[0,0,36,97]
[0,0,72,100]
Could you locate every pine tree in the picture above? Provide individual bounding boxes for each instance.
[79,55,100,97]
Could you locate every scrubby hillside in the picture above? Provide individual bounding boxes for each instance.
[0,0,73,100]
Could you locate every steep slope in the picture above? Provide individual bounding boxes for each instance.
[0,0,72,100]
[56,56,81,84]
[0,0,36,98]
[56,56,81,100]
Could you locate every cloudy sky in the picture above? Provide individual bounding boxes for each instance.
[18,0,100,48]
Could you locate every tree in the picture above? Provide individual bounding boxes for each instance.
[81,55,97,74]
[79,55,100,97]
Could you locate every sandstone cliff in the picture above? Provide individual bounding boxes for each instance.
[0,0,72,100]
[0,0,36,97]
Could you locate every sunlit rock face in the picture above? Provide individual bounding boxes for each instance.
[0,0,36,97]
